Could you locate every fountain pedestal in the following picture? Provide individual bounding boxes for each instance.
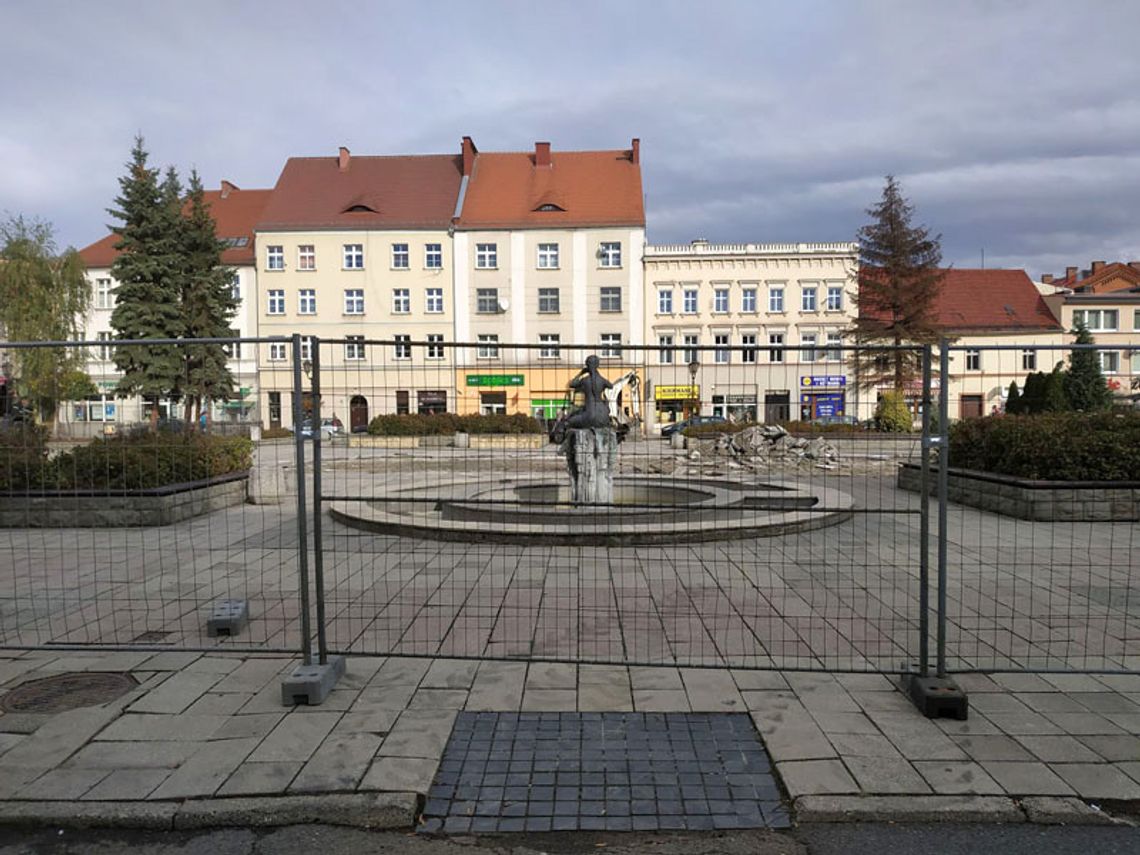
[563,427,619,504]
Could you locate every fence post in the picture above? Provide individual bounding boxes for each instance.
[905,339,969,719]
[310,337,331,667]
[917,344,932,677]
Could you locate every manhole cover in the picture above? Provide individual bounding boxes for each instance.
[0,672,138,714]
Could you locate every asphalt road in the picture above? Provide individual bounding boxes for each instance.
[3,824,1140,855]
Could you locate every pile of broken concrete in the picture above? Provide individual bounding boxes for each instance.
[693,424,840,470]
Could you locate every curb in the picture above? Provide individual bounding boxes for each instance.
[0,792,417,831]
[795,794,1135,826]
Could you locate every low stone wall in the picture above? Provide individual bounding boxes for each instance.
[346,435,419,449]
[0,473,249,527]
[347,434,546,450]
[897,463,1140,521]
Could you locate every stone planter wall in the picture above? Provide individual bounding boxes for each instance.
[897,463,1140,521]
[347,434,546,450]
[0,473,249,527]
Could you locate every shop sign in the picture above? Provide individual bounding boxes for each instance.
[727,394,757,404]
[466,374,524,387]
[655,384,699,401]
[800,375,846,388]
[801,392,845,418]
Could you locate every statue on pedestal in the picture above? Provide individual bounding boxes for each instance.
[550,356,618,505]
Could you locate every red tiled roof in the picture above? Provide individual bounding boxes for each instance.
[257,154,463,231]
[1055,262,1140,293]
[79,187,272,268]
[457,148,644,229]
[860,268,1061,332]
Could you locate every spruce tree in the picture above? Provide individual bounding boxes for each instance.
[108,137,185,429]
[1065,319,1112,412]
[1044,366,1069,412]
[1021,372,1045,414]
[1005,380,1021,415]
[179,170,237,427]
[850,176,946,391]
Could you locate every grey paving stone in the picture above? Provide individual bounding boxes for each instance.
[1079,734,1140,762]
[629,666,684,690]
[1015,735,1103,763]
[289,732,382,792]
[21,768,109,800]
[1042,711,1124,735]
[466,662,527,711]
[851,691,914,713]
[732,670,789,691]
[212,712,285,741]
[216,761,302,796]
[140,652,201,671]
[0,714,49,734]
[0,705,126,771]
[1051,762,1140,799]
[777,759,858,797]
[408,689,469,710]
[353,684,417,712]
[184,692,254,716]
[81,768,172,801]
[128,671,223,715]
[680,668,744,712]
[421,659,478,689]
[1041,674,1112,693]
[336,657,386,690]
[1095,675,1140,693]
[148,737,260,800]
[844,756,931,794]
[741,690,801,712]
[1012,692,1087,713]
[752,714,837,761]
[578,680,633,711]
[632,689,690,712]
[913,760,1004,795]
[0,733,25,757]
[951,734,1036,762]
[525,662,577,690]
[334,709,400,735]
[247,712,341,763]
[989,673,1055,693]
[827,732,903,759]
[861,712,968,761]
[978,761,1074,796]
[375,710,456,758]
[835,673,896,692]
[360,755,438,793]
[951,674,1003,693]
[372,658,432,686]
[209,658,292,694]
[182,656,243,675]
[933,713,1002,736]
[980,710,1062,736]
[810,711,880,734]
[62,741,199,769]
[95,713,228,742]
[521,689,577,711]
[969,693,1031,714]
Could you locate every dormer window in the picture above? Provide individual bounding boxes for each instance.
[535,203,564,212]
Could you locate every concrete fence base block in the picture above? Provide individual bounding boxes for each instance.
[280,655,347,705]
[794,794,1024,823]
[206,598,250,637]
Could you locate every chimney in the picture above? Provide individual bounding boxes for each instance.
[1041,273,1054,284]
[534,141,551,168]
[1065,266,1079,281]
[338,146,350,172]
[461,135,477,176]
[630,138,640,165]
[1091,260,1106,273]
[220,180,239,199]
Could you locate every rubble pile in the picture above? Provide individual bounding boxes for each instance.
[698,424,841,470]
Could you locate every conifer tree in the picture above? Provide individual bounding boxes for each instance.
[850,176,946,391]
[1005,380,1021,415]
[178,169,237,427]
[1065,319,1112,412]
[108,137,185,429]
[1021,372,1045,414]
[1044,366,1069,412]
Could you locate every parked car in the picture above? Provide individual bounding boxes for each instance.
[660,414,727,438]
[298,417,342,439]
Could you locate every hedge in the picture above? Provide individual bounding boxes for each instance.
[949,412,1140,481]
[367,412,543,436]
[0,429,253,491]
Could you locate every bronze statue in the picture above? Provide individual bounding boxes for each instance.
[549,355,612,444]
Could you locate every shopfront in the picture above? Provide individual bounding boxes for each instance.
[653,384,699,429]
[712,393,758,422]
[799,375,847,420]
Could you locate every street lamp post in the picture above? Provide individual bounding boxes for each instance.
[688,359,700,418]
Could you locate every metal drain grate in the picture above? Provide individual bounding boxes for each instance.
[0,672,138,714]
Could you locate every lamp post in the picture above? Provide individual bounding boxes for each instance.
[688,359,700,418]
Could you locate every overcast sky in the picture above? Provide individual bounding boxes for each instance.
[2,0,1138,277]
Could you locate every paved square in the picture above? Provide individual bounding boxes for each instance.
[417,711,788,833]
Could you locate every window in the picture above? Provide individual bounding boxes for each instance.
[965,348,981,371]
[769,286,784,312]
[298,245,315,271]
[476,243,497,269]
[1134,309,1140,331]
[1099,351,1120,373]
[392,289,410,314]
[714,333,729,364]
[683,334,699,365]
[683,289,698,314]
[418,390,447,414]
[425,243,443,269]
[425,288,444,313]
[345,336,365,361]
[267,289,285,315]
[658,334,675,364]
[95,278,114,309]
[539,333,561,359]
[600,287,622,313]
[600,333,622,358]
[266,245,284,270]
[825,331,842,361]
[769,332,785,363]
[600,241,621,268]
[300,336,312,361]
[538,288,560,313]
[741,333,757,364]
[1021,349,1036,371]
[230,273,241,301]
[396,390,410,415]
[1073,309,1118,331]
[298,289,316,315]
[391,243,409,269]
[801,333,818,362]
[802,286,818,312]
[477,334,499,359]
[343,244,364,269]
[537,243,559,269]
[713,289,729,313]
[344,289,364,315]
[658,289,673,314]
[826,285,844,311]
[742,288,757,313]
[477,288,499,313]
[394,335,411,359]
[96,331,112,361]
[269,341,287,362]
[426,334,444,359]
[268,392,282,425]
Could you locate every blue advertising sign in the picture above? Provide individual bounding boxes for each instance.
[800,392,846,418]
[800,375,847,388]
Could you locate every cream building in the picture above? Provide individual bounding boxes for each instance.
[643,241,860,432]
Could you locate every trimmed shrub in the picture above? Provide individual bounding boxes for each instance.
[949,412,1140,481]
[0,424,51,491]
[261,426,293,439]
[874,391,914,433]
[367,412,542,436]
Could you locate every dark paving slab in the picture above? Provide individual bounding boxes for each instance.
[418,711,788,833]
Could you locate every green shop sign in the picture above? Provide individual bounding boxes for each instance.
[466,374,524,387]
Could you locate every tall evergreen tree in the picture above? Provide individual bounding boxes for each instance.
[179,170,237,427]
[1005,380,1022,415]
[850,176,946,390]
[108,138,185,429]
[0,216,95,424]
[1065,318,1113,412]
[1044,366,1069,412]
[1021,372,1046,414]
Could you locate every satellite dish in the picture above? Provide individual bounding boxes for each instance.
[498,298,510,312]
